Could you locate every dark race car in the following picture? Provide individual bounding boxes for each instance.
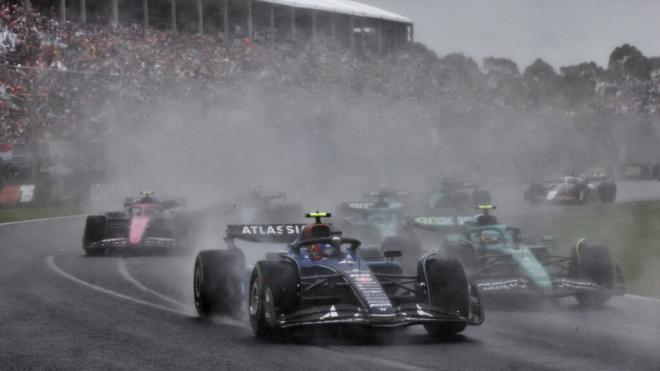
[416,207,625,307]
[228,189,303,224]
[193,212,483,339]
[336,193,422,269]
[362,187,413,209]
[427,181,492,215]
[82,192,193,256]
[525,172,616,205]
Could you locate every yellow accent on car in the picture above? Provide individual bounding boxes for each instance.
[477,204,496,210]
[306,211,331,218]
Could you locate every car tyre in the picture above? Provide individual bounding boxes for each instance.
[83,215,106,256]
[194,249,245,316]
[569,242,614,306]
[249,260,300,338]
[419,257,469,336]
[598,183,617,203]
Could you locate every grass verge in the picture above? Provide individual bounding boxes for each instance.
[0,205,81,224]
[546,200,660,298]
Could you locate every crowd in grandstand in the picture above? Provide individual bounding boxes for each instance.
[1,0,660,150]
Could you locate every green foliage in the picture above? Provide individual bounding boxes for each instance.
[608,43,652,80]
[559,62,605,108]
[483,57,519,76]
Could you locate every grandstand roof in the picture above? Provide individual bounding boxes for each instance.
[258,0,413,24]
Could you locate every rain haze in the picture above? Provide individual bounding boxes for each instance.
[1,0,660,370]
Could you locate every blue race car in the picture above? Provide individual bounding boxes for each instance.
[193,212,483,338]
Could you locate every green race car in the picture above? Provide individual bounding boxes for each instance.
[413,206,625,307]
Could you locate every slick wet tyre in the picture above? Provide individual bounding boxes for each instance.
[420,257,470,336]
[249,260,299,338]
[598,183,617,203]
[83,215,106,255]
[194,249,245,316]
[569,242,614,306]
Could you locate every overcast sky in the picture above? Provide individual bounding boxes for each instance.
[364,0,660,70]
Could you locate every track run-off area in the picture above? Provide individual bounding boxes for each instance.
[2,182,660,370]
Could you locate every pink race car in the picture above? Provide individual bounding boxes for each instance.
[82,192,193,256]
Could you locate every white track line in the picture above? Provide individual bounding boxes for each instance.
[0,214,84,227]
[625,294,660,303]
[117,259,194,314]
[46,256,188,316]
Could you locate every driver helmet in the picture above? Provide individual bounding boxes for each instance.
[309,243,336,260]
[140,191,155,203]
[301,223,333,260]
[480,230,502,244]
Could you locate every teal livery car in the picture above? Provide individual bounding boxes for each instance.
[413,206,625,307]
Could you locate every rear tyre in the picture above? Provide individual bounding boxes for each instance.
[525,184,543,205]
[194,249,245,316]
[598,183,617,203]
[83,215,106,256]
[569,242,614,306]
[249,260,300,338]
[577,188,587,205]
[420,257,469,336]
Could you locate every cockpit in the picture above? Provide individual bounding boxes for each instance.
[129,204,163,217]
[469,227,522,249]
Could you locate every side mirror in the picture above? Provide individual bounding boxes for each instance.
[383,250,402,258]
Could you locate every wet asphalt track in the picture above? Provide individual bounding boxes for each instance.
[2,182,660,370]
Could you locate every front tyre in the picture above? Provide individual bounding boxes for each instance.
[569,242,614,307]
[249,260,300,338]
[420,257,469,336]
[194,249,245,316]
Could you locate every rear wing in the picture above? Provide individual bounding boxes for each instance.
[439,182,477,190]
[124,197,186,209]
[409,215,476,232]
[243,191,287,201]
[341,201,404,212]
[225,224,307,247]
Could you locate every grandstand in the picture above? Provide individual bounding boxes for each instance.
[27,0,413,52]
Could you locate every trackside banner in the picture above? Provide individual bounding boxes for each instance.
[0,185,35,205]
[226,224,307,243]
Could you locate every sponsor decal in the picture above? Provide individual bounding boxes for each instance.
[19,185,34,203]
[320,305,339,319]
[239,224,305,235]
[477,278,528,291]
[347,201,402,209]
[414,216,472,226]
[348,271,393,313]
[348,202,375,209]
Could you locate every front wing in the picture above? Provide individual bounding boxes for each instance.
[88,237,181,252]
[276,302,482,329]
